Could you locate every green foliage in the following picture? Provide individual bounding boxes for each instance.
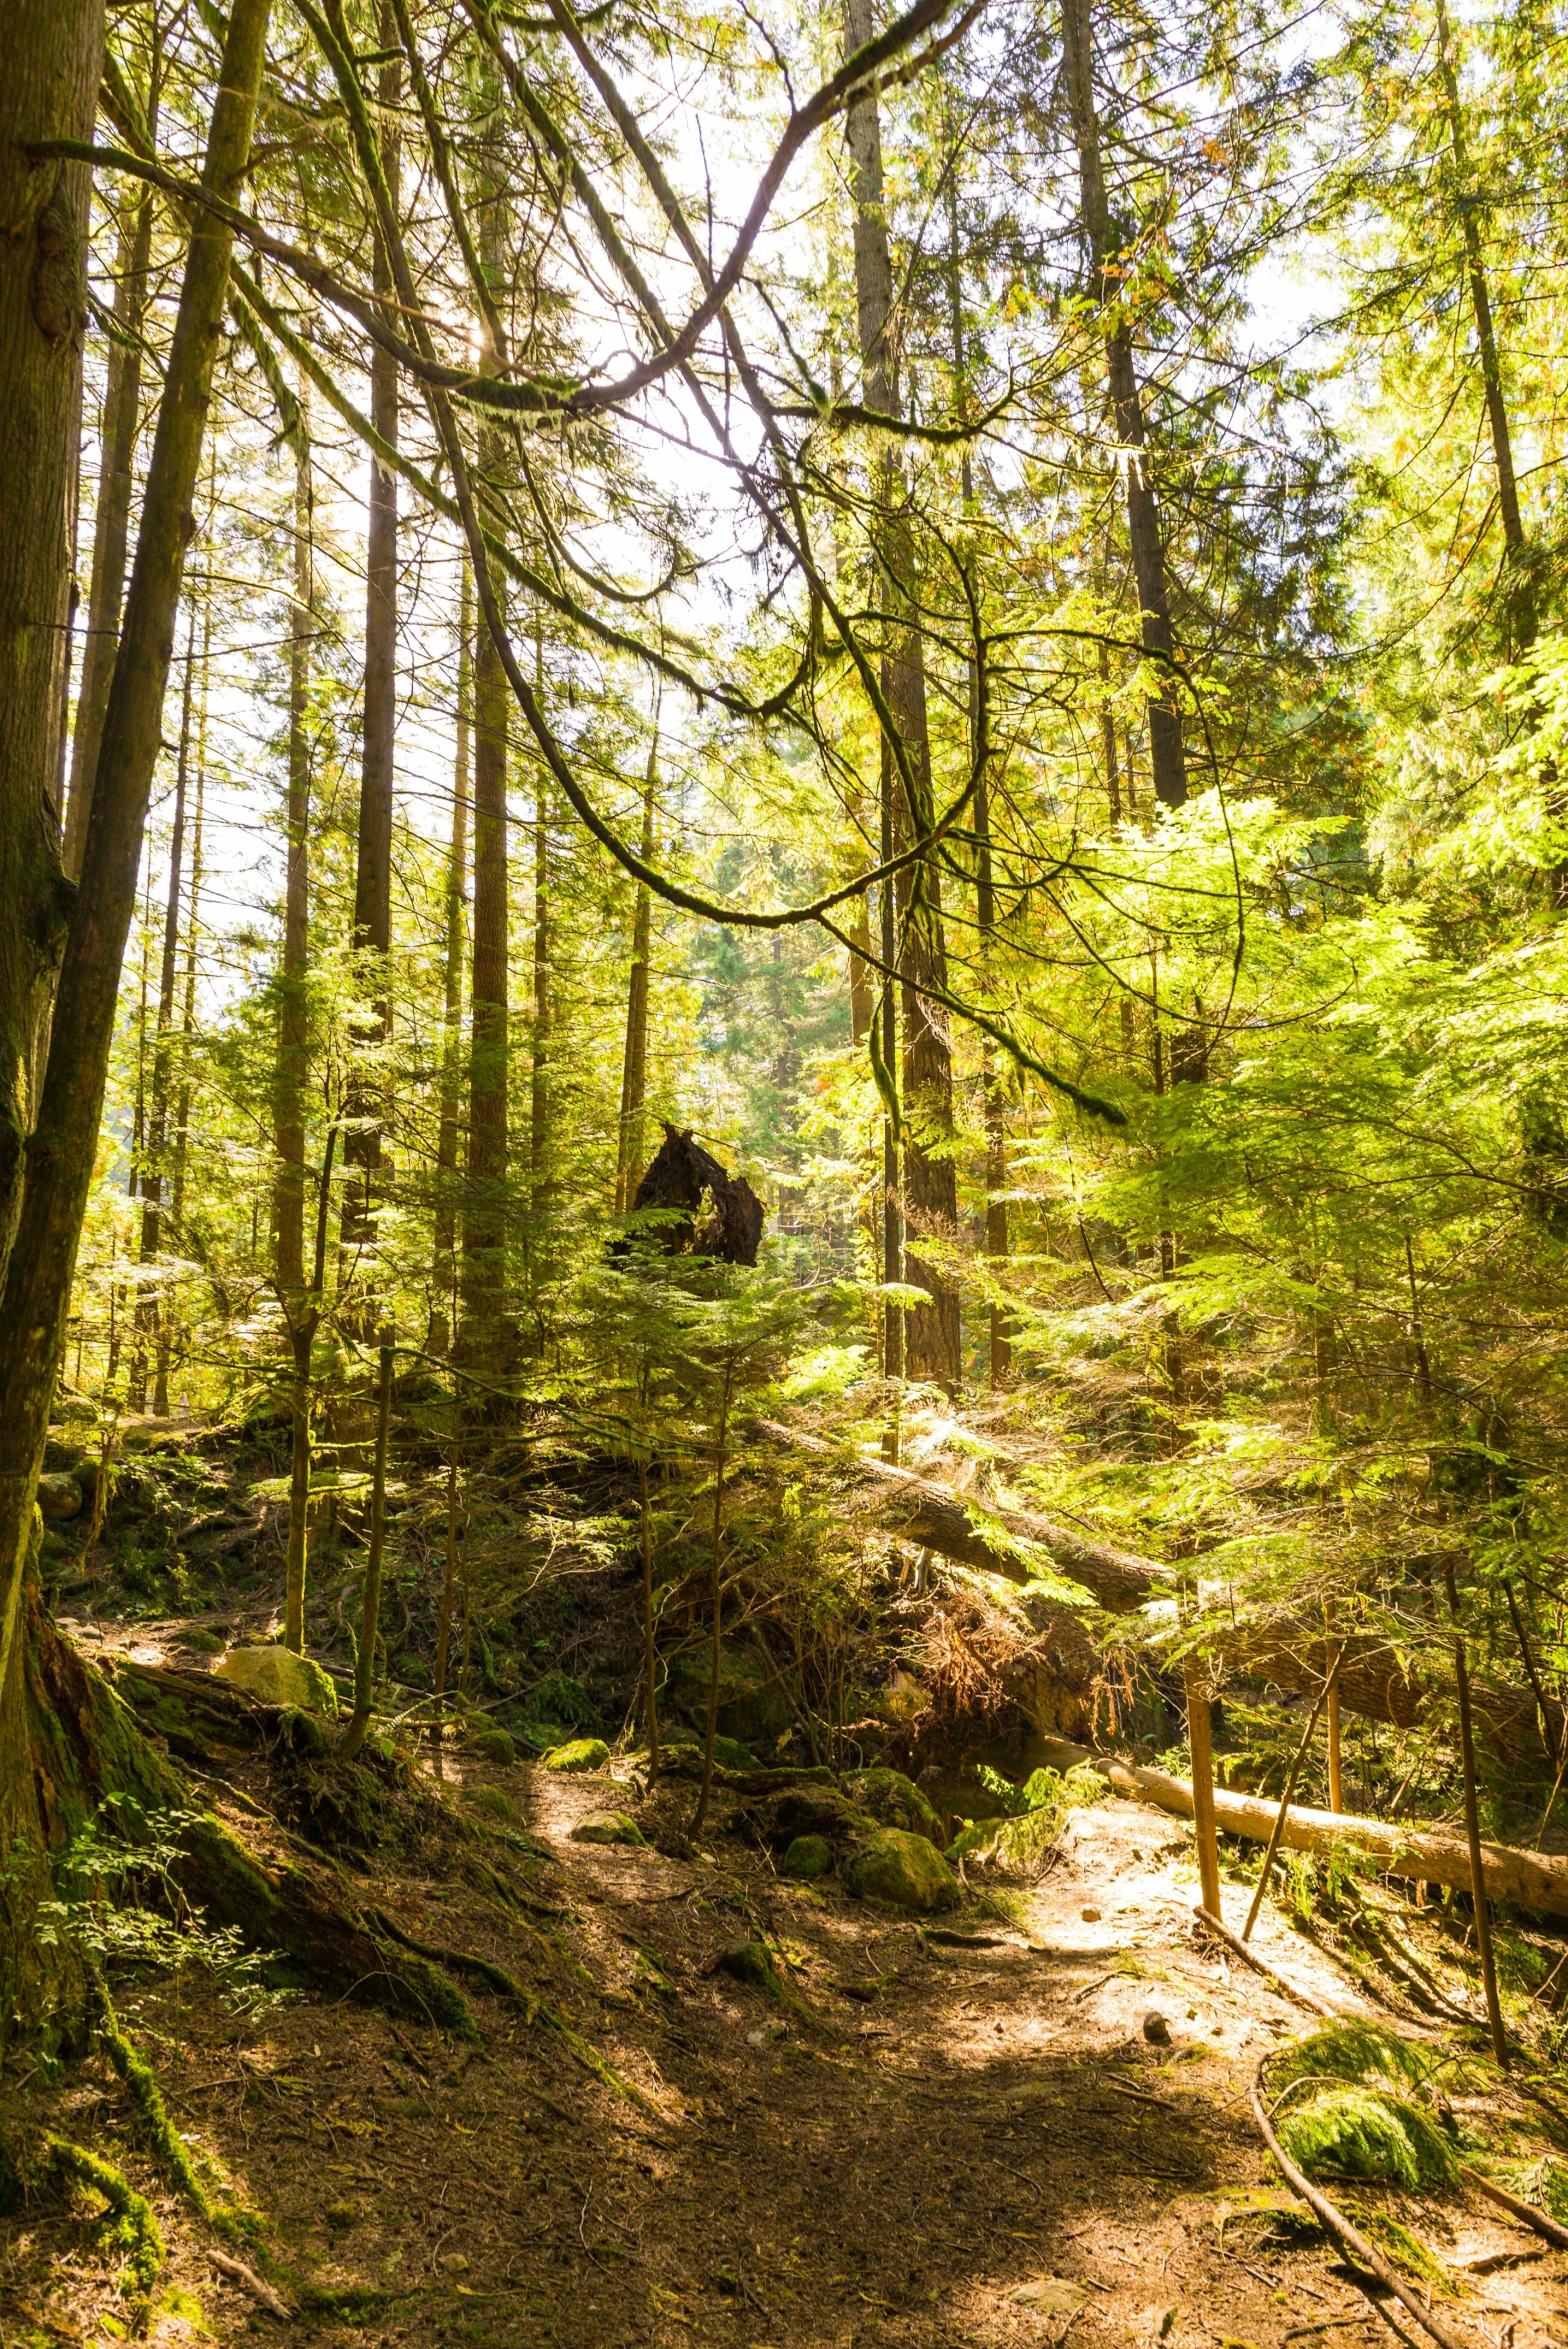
[41,1798,289,2020]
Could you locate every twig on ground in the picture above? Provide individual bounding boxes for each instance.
[1249,2056,1469,2349]
[1195,1906,1341,2018]
[208,2249,292,2319]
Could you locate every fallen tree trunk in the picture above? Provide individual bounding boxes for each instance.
[753,1418,1169,1610]
[753,1420,1562,1768]
[1105,1758,1568,1919]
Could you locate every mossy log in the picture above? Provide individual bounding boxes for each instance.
[1107,1758,1568,1917]
[754,1420,1562,1768]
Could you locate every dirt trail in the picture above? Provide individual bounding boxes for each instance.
[9,1730,1567,2349]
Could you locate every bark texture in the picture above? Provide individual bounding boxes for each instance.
[64,157,156,878]
[1109,1760,1568,1918]
[459,187,510,1385]
[431,570,469,1355]
[341,51,401,1288]
[842,0,959,1386]
[614,759,657,1213]
[1060,0,1185,809]
[0,0,104,1302]
[0,0,273,2040]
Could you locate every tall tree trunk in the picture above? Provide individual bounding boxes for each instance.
[842,0,960,1390]
[274,407,314,1649]
[129,607,196,1411]
[1433,0,1525,602]
[158,628,207,1419]
[460,182,510,1389]
[273,399,313,1320]
[531,776,550,1214]
[461,584,508,1380]
[1061,0,1185,811]
[0,0,272,2043]
[948,177,1009,1388]
[432,567,469,1358]
[64,56,160,879]
[879,744,904,1451]
[0,0,103,1316]
[614,750,657,1212]
[341,36,401,1300]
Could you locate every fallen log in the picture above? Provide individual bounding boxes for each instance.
[1105,1758,1568,1919]
[752,1417,1166,1612]
[752,1419,1563,1767]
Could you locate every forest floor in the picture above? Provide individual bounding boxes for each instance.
[9,1598,1568,2349]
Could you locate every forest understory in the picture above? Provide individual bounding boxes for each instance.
[11,1405,1568,2349]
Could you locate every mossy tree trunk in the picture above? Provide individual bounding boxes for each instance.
[0,0,273,2042]
[0,0,103,1304]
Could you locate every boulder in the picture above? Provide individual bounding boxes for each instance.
[845,1766,944,1846]
[214,1644,340,1716]
[472,1727,517,1765]
[772,1785,863,1842]
[715,1940,778,1988]
[844,1827,960,1914]
[36,1473,83,1522]
[666,1642,793,1747]
[570,1811,647,1847]
[780,1833,834,1880]
[541,1736,610,1773]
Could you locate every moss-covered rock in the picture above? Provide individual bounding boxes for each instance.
[845,1766,944,1846]
[772,1785,864,1841]
[662,1730,759,1775]
[666,1642,793,1747]
[541,1736,610,1773]
[36,1472,83,1521]
[471,1783,519,1821]
[214,1644,339,1716]
[844,1827,960,1913]
[715,1939,779,1989]
[570,1811,647,1847]
[472,1727,517,1765]
[780,1833,833,1879]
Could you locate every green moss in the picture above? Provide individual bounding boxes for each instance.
[294,2284,390,2322]
[780,1833,833,1879]
[845,1768,943,1845]
[471,1728,517,1765]
[845,1828,960,1914]
[48,2136,165,2297]
[663,1730,758,1774]
[540,1737,610,1772]
[379,1945,482,2043]
[1341,2199,1457,2295]
[716,1939,782,1991]
[470,1783,519,1821]
[97,1986,221,2222]
[1271,2020,1432,2095]
[569,1811,647,1846]
[1275,2085,1456,2190]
